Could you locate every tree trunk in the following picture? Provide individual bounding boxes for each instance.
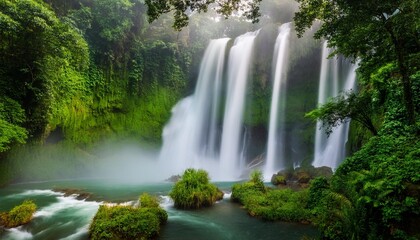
[384,20,416,125]
[396,49,415,125]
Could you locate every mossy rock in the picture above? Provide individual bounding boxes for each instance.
[313,166,333,178]
[53,188,92,200]
[296,171,311,184]
[276,169,294,179]
[271,174,287,185]
[170,168,223,209]
[0,200,37,228]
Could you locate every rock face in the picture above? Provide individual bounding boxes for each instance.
[270,166,333,187]
[296,170,311,184]
[165,175,181,182]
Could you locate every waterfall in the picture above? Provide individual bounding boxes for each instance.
[160,29,357,181]
[219,30,260,180]
[159,38,230,176]
[263,23,292,180]
[312,41,357,169]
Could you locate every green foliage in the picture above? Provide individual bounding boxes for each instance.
[0,97,27,152]
[145,0,262,31]
[249,170,265,190]
[297,8,420,234]
[89,204,167,240]
[0,200,37,228]
[231,171,266,204]
[0,0,89,137]
[309,116,420,239]
[306,91,378,136]
[169,169,222,209]
[232,173,311,222]
[139,193,160,208]
[92,0,134,42]
[294,0,419,124]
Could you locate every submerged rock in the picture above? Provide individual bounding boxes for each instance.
[53,188,92,200]
[0,200,37,228]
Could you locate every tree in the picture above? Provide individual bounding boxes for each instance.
[0,0,89,137]
[293,0,419,125]
[306,91,378,136]
[145,0,263,31]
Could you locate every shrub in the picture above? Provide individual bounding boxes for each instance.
[231,181,265,204]
[169,168,223,209]
[89,205,160,240]
[250,170,266,191]
[232,170,267,204]
[139,193,160,208]
[89,193,167,240]
[0,200,37,228]
[231,172,311,222]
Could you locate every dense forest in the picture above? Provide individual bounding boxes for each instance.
[0,0,419,239]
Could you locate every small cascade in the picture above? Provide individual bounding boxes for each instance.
[264,23,292,180]
[219,30,260,180]
[312,41,357,169]
[159,39,230,176]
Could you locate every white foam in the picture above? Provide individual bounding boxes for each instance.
[159,195,174,209]
[222,191,232,200]
[6,189,63,198]
[34,195,100,218]
[102,200,135,207]
[4,227,33,240]
[59,226,89,240]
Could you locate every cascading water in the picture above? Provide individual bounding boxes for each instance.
[312,41,357,169]
[263,23,292,180]
[159,38,230,177]
[219,30,260,180]
[160,29,355,180]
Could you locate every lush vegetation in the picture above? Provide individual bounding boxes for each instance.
[89,193,167,240]
[0,200,37,228]
[232,171,311,222]
[147,1,419,239]
[0,0,285,185]
[293,1,420,238]
[0,0,418,239]
[0,0,195,185]
[169,168,223,209]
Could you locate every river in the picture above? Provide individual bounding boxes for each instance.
[0,179,318,239]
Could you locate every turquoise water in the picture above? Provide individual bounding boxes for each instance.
[0,179,318,239]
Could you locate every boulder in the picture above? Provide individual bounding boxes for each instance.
[313,166,333,178]
[296,171,311,184]
[271,174,287,185]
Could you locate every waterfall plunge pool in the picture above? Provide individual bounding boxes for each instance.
[0,179,318,240]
